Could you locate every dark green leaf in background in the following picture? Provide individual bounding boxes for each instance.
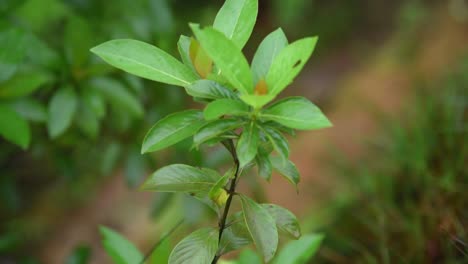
[0,104,30,149]
[47,87,78,139]
[100,226,143,264]
[272,234,324,264]
[0,29,28,82]
[0,71,51,99]
[10,98,47,122]
[64,16,94,68]
[168,228,219,264]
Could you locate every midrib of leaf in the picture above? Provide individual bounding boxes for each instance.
[98,51,192,86]
[261,114,309,123]
[225,0,246,40]
[145,119,201,148]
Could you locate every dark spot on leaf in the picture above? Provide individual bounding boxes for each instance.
[293,60,302,68]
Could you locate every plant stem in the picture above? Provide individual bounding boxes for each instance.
[212,139,240,264]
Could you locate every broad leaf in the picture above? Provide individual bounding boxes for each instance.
[191,25,253,94]
[91,39,197,86]
[261,97,331,130]
[193,119,244,147]
[240,195,278,262]
[140,164,220,193]
[185,80,236,100]
[240,93,275,109]
[0,104,30,149]
[266,37,318,96]
[255,147,272,181]
[204,99,248,120]
[0,29,28,82]
[169,228,218,264]
[273,234,324,264]
[150,236,171,264]
[262,204,301,239]
[219,212,252,255]
[0,71,51,98]
[236,122,259,167]
[47,87,78,138]
[271,157,300,188]
[100,226,143,264]
[90,78,143,118]
[142,110,205,153]
[251,28,288,84]
[261,126,289,163]
[213,0,258,49]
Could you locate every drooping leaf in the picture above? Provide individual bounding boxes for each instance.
[185,80,237,100]
[204,99,249,120]
[0,71,51,99]
[261,126,289,163]
[193,119,244,147]
[236,122,259,167]
[0,104,30,149]
[239,93,276,109]
[169,228,219,264]
[47,87,78,138]
[266,37,318,96]
[240,195,278,262]
[251,28,288,84]
[219,212,252,255]
[191,25,253,94]
[142,110,205,153]
[10,98,47,122]
[213,0,258,49]
[0,28,28,82]
[261,97,331,130]
[100,226,143,264]
[255,147,273,181]
[90,78,143,118]
[91,39,197,86]
[189,38,213,78]
[272,234,324,264]
[262,204,301,239]
[140,164,220,193]
[270,156,300,188]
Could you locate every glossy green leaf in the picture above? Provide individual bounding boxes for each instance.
[251,28,288,84]
[90,78,143,118]
[273,234,324,264]
[169,228,218,264]
[0,29,28,82]
[240,195,278,262]
[239,93,276,109]
[270,156,300,188]
[0,104,30,149]
[142,110,205,153]
[193,119,244,147]
[255,147,272,181]
[0,71,51,98]
[47,87,78,138]
[191,25,253,94]
[213,0,258,49]
[262,204,301,239]
[266,37,318,96]
[10,98,47,122]
[219,212,252,255]
[100,226,143,264]
[91,39,197,86]
[140,164,220,193]
[237,122,259,167]
[261,126,289,163]
[204,99,249,120]
[261,97,331,130]
[185,80,236,100]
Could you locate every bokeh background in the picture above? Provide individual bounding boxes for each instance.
[0,0,467,263]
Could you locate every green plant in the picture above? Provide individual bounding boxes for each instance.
[92,0,331,263]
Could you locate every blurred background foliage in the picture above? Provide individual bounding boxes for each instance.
[0,0,466,263]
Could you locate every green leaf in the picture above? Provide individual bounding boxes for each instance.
[219,212,252,255]
[100,226,143,264]
[261,97,331,130]
[189,38,213,78]
[142,110,205,153]
[140,164,220,193]
[190,25,253,94]
[266,37,318,96]
[185,80,237,100]
[255,147,272,181]
[0,28,28,82]
[239,94,276,109]
[262,204,301,239]
[10,98,47,122]
[209,169,232,207]
[91,39,197,87]
[0,104,30,149]
[240,195,278,262]
[90,78,143,118]
[64,16,93,68]
[65,245,91,264]
[169,228,219,264]
[150,236,171,264]
[251,28,288,84]
[213,0,258,49]
[261,126,289,163]
[237,249,262,264]
[193,119,244,147]
[270,156,300,188]
[0,71,51,99]
[273,234,324,264]
[177,35,196,73]
[237,122,259,167]
[76,99,99,139]
[204,99,249,120]
[82,87,106,119]
[47,87,78,138]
